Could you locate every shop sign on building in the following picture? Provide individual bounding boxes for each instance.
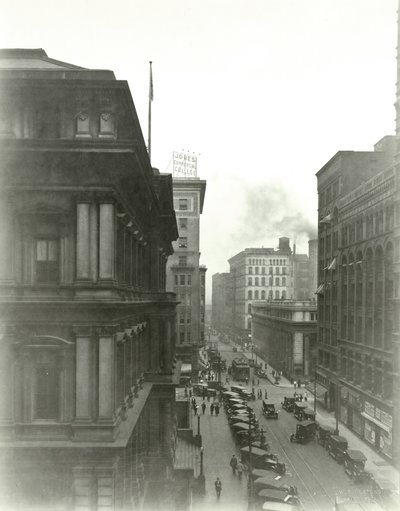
[173,151,198,177]
[364,400,392,428]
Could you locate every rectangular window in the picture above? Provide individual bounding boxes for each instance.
[178,198,188,210]
[178,237,188,248]
[174,275,178,286]
[36,239,59,283]
[179,256,187,266]
[200,274,205,286]
[34,365,59,419]
[179,331,185,343]
[187,313,191,324]
[187,274,192,285]
[179,274,185,285]
[179,217,188,229]
[179,313,185,324]
[187,332,191,343]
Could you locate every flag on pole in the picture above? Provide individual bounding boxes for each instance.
[149,61,154,101]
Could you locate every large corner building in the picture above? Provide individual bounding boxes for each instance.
[0,49,189,510]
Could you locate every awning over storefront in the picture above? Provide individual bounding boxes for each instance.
[181,363,192,375]
[361,412,391,433]
[306,382,328,398]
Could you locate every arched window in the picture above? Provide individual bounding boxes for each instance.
[255,277,259,286]
[275,290,279,299]
[281,290,286,299]
[275,277,280,286]
[269,277,273,286]
[247,304,251,314]
[255,290,259,299]
[261,290,266,299]
[248,267,253,274]
[282,277,286,286]
[248,290,252,299]
[248,277,252,286]
[261,277,265,286]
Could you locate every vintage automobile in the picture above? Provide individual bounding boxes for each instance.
[240,389,254,400]
[240,446,285,474]
[371,477,399,500]
[192,383,208,396]
[256,489,301,507]
[371,478,399,509]
[293,402,308,421]
[327,435,348,463]
[343,450,372,483]
[290,421,317,444]
[282,397,296,412]
[261,503,302,511]
[231,384,246,394]
[263,401,279,419]
[301,407,316,421]
[317,424,335,448]
[235,429,259,446]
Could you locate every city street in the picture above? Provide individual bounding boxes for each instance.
[193,337,383,511]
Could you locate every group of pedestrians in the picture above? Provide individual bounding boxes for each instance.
[192,397,220,416]
[229,454,244,480]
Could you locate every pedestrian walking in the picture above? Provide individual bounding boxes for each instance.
[201,402,206,414]
[215,403,220,416]
[264,389,268,400]
[215,477,222,498]
[293,381,297,389]
[194,404,198,415]
[230,454,238,475]
[304,391,308,402]
[237,460,244,480]
[210,403,214,415]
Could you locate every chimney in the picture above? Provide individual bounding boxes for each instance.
[293,243,296,255]
[278,237,290,252]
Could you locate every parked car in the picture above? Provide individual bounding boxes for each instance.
[317,424,335,448]
[293,402,308,421]
[240,446,285,474]
[282,397,296,412]
[327,435,348,463]
[343,450,372,483]
[290,421,317,444]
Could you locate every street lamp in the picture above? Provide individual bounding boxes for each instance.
[197,415,201,436]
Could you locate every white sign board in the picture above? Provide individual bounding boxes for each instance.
[173,151,198,177]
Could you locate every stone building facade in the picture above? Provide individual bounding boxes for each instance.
[0,49,185,510]
[316,135,398,459]
[211,272,231,332]
[251,300,317,381]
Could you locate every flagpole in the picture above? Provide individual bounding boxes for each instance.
[148,61,153,163]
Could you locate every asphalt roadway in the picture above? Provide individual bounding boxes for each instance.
[192,337,398,511]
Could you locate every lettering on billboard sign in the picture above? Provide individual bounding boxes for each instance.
[173,151,198,177]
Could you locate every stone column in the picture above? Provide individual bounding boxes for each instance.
[74,329,92,421]
[0,197,14,283]
[164,318,172,373]
[0,327,14,435]
[98,331,116,420]
[76,201,90,280]
[89,203,98,282]
[99,202,115,281]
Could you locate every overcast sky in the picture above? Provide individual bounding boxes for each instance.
[1,0,397,301]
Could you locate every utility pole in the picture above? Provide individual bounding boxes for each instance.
[248,408,255,510]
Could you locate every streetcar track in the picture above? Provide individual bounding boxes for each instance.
[251,402,335,511]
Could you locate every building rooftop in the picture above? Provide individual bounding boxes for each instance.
[0,48,115,80]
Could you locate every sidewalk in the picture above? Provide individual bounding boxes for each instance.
[192,406,248,511]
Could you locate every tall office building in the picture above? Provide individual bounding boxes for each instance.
[166,176,207,378]
[316,135,398,459]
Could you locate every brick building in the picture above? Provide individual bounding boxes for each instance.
[316,135,398,459]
